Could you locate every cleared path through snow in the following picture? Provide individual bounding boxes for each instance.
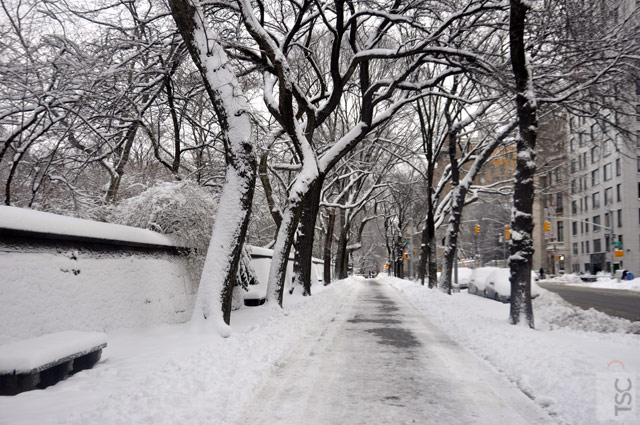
[232,279,553,425]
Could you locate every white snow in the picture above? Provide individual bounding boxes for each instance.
[0,206,174,246]
[0,280,348,425]
[1,275,638,425]
[0,331,106,374]
[565,277,640,292]
[387,277,640,425]
[0,251,194,345]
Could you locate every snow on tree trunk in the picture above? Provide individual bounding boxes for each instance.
[508,0,537,328]
[266,203,301,307]
[169,0,256,334]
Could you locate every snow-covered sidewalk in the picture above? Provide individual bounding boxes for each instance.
[0,281,351,425]
[387,277,640,424]
[231,279,551,425]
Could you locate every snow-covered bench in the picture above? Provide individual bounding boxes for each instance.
[0,331,107,395]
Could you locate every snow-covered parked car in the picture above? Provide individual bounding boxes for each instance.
[468,267,500,295]
[452,267,473,290]
[243,246,324,305]
[483,269,543,302]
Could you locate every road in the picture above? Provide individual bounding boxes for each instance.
[538,282,640,322]
[232,280,552,425]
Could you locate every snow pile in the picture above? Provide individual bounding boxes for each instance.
[387,277,640,425]
[567,276,640,292]
[547,273,581,283]
[0,280,354,425]
[534,291,640,334]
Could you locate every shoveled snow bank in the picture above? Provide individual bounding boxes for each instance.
[386,277,640,425]
[566,277,640,292]
[0,205,174,246]
[0,280,354,425]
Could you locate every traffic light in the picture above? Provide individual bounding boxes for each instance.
[504,226,511,241]
[403,253,409,260]
[475,224,480,234]
[544,221,551,232]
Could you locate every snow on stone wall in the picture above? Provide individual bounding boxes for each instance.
[0,206,196,345]
[0,250,195,345]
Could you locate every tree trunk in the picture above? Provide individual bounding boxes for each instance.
[334,210,350,279]
[293,176,323,296]
[508,0,536,328]
[169,0,257,332]
[105,122,139,203]
[439,126,462,294]
[323,208,335,285]
[266,202,303,306]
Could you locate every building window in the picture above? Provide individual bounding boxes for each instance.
[604,187,613,205]
[571,179,576,194]
[617,184,621,202]
[556,193,563,213]
[605,212,610,228]
[591,169,600,186]
[579,133,585,147]
[616,158,621,176]
[572,200,577,215]
[586,240,590,254]
[572,221,578,236]
[637,157,640,172]
[591,146,600,163]
[585,218,590,233]
[581,241,584,253]
[636,104,640,121]
[557,221,564,242]
[593,239,602,253]
[593,215,601,232]
[617,209,623,227]
[603,163,612,181]
[603,140,612,157]
[571,159,576,173]
[592,192,600,209]
[573,243,578,255]
[584,195,589,211]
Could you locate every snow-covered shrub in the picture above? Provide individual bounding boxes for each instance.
[109,181,258,296]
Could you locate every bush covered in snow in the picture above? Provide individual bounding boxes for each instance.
[108,181,218,249]
[107,181,258,297]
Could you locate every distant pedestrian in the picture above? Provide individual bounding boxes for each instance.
[621,269,628,280]
[539,268,545,280]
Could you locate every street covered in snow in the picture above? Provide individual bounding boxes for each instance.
[2,277,638,425]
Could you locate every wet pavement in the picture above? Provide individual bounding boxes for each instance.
[232,279,553,425]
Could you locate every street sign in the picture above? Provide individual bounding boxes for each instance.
[614,249,624,257]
